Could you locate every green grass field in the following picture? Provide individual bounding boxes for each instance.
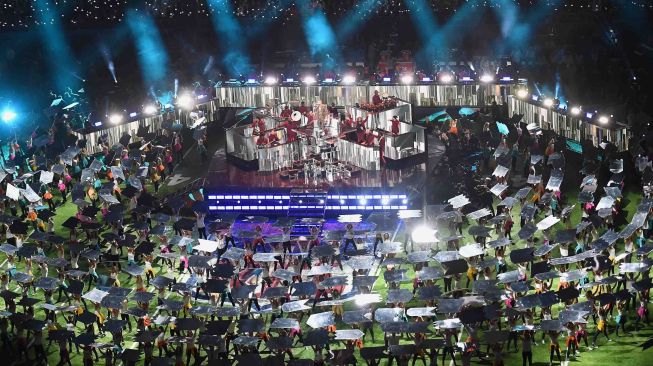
[3,138,653,365]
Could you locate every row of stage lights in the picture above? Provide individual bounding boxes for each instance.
[99,72,513,127]
[101,93,207,127]
[233,71,515,86]
[515,88,613,126]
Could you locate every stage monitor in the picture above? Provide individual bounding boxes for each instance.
[394,132,415,150]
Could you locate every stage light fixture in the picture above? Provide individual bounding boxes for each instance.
[439,73,453,83]
[129,112,138,118]
[1,109,16,123]
[543,98,554,107]
[598,115,609,124]
[264,76,277,85]
[400,75,414,84]
[479,74,494,83]
[411,226,437,243]
[109,114,123,124]
[302,76,316,85]
[342,75,356,84]
[143,105,158,115]
[570,107,581,116]
[177,94,194,110]
[516,89,529,99]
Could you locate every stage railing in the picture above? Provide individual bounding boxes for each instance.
[507,96,630,152]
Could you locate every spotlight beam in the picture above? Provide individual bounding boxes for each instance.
[33,0,81,92]
[207,0,252,76]
[297,3,341,70]
[126,10,170,87]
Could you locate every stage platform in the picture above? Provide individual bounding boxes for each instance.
[203,146,425,215]
[207,147,426,190]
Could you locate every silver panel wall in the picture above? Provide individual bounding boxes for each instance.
[507,96,629,152]
[214,83,519,108]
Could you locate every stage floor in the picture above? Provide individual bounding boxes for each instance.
[206,147,426,191]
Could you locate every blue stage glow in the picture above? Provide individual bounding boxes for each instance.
[297,3,340,70]
[33,0,80,92]
[492,0,561,56]
[405,0,447,62]
[207,0,253,76]
[126,10,170,88]
[1,109,17,123]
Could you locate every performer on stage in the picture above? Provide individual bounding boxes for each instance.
[372,90,382,105]
[298,101,309,115]
[281,121,297,143]
[267,131,279,145]
[356,116,367,144]
[256,133,269,146]
[253,118,266,135]
[363,129,376,146]
[449,119,458,135]
[390,115,400,135]
[280,105,292,118]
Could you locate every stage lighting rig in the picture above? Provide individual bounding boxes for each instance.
[479,74,494,83]
[342,74,356,84]
[598,115,609,125]
[543,98,554,108]
[177,94,195,110]
[264,76,278,85]
[516,89,529,99]
[400,74,414,84]
[143,105,158,115]
[280,73,300,85]
[438,72,454,84]
[570,106,581,116]
[109,114,123,124]
[1,109,16,123]
[302,75,317,85]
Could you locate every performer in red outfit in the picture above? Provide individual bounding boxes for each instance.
[256,134,269,146]
[364,129,375,146]
[372,90,382,105]
[298,101,309,115]
[390,116,400,135]
[268,131,279,144]
[356,117,367,143]
[282,121,297,143]
[280,106,292,118]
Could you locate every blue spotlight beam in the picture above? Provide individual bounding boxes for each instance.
[491,0,562,56]
[335,0,379,41]
[404,0,446,62]
[297,2,341,70]
[32,0,80,92]
[126,10,170,88]
[207,0,252,76]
